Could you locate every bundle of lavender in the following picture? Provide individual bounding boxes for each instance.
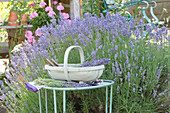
[25,78,103,93]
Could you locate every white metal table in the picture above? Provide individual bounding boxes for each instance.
[38,80,114,113]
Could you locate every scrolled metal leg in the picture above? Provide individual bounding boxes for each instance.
[63,90,66,113]
[39,90,42,113]
[106,86,108,113]
[53,90,57,113]
[110,85,113,113]
[45,89,48,113]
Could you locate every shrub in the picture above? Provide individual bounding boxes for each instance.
[0,12,169,112]
[29,1,68,33]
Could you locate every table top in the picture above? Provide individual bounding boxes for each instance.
[42,80,114,91]
[0,25,33,29]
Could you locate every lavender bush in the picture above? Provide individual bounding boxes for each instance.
[0,12,170,112]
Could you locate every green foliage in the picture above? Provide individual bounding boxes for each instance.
[6,0,30,14]
[30,10,51,32]
[81,0,105,16]
[0,2,10,22]
[0,28,8,42]
[1,12,169,113]
[29,2,60,33]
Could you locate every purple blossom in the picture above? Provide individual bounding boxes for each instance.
[115,61,118,68]
[102,51,105,55]
[112,67,115,72]
[25,83,38,93]
[24,102,28,107]
[0,95,5,101]
[134,66,138,69]
[114,52,118,59]
[0,89,6,94]
[136,74,138,77]
[156,66,163,79]
[143,76,145,81]
[153,90,157,98]
[50,15,57,25]
[157,97,160,102]
[139,88,142,91]
[147,53,151,59]
[127,64,131,69]
[117,85,119,91]
[142,69,146,76]
[81,58,110,67]
[29,3,36,7]
[138,53,140,56]
[98,45,102,49]
[142,57,144,61]
[119,63,123,71]
[0,80,4,88]
[115,45,118,50]
[116,68,121,75]
[131,44,135,51]
[127,72,131,78]
[126,57,129,64]
[62,80,101,87]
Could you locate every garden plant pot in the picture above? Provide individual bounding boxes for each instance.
[45,46,105,82]
[8,12,19,26]
[20,14,28,25]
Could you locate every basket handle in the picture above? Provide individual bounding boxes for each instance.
[64,46,85,82]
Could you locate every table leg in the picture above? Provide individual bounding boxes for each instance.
[63,90,66,113]
[110,85,113,113]
[53,90,57,113]
[39,90,42,113]
[45,89,48,113]
[106,86,108,113]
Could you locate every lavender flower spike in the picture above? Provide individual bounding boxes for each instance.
[25,82,38,93]
[25,82,43,93]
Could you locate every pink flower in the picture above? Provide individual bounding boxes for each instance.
[30,12,38,20]
[57,5,64,11]
[35,28,43,36]
[45,7,53,12]
[52,1,58,5]
[62,13,69,19]
[27,36,35,43]
[47,11,56,17]
[68,19,71,25]
[65,19,71,25]
[40,2,47,7]
[28,37,32,43]
[25,31,33,38]
[25,31,35,43]
[62,26,65,29]
[29,3,36,7]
